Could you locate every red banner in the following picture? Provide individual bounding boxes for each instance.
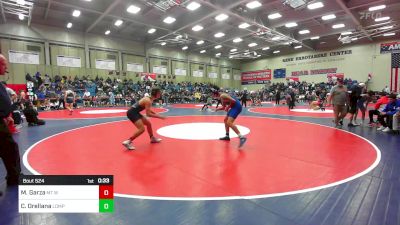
[140,73,157,82]
[327,73,344,79]
[286,77,300,82]
[241,69,271,85]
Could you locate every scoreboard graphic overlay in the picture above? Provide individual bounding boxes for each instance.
[19,175,114,213]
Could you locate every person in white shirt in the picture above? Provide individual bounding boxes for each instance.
[83,89,91,107]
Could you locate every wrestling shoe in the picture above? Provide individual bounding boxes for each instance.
[122,140,135,150]
[219,136,230,141]
[239,137,247,148]
[377,126,385,131]
[383,127,391,132]
[151,137,162,143]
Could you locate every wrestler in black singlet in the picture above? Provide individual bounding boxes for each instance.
[127,102,145,122]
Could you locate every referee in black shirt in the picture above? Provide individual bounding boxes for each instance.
[0,54,21,186]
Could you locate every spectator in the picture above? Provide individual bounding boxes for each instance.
[348,82,364,127]
[83,89,91,107]
[241,90,248,107]
[23,101,45,126]
[0,54,22,186]
[377,94,400,132]
[368,92,389,126]
[328,78,348,128]
[383,85,390,94]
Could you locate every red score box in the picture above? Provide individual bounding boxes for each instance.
[99,185,114,199]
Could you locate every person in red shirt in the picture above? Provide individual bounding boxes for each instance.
[368,92,389,126]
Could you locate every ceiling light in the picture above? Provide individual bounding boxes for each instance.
[273,50,280,54]
[215,45,222,49]
[67,22,72,28]
[248,43,258,47]
[72,10,81,17]
[262,47,270,50]
[244,52,249,55]
[230,49,237,52]
[127,5,141,14]
[320,42,326,44]
[16,0,25,5]
[285,22,298,28]
[307,2,324,10]
[163,16,176,24]
[332,24,345,29]
[322,14,336,20]
[192,25,203,31]
[246,1,262,9]
[215,14,228,21]
[196,40,205,45]
[200,50,206,53]
[216,53,221,56]
[351,38,358,41]
[239,23,251,29]
[268,13,282,19]
[383,32,395,36]
[379,25,393,30]
[83,0,92,1]
[294,45,302,49]
[148,28,156,34]
[187,2,201,11]
[341,31,352,35]
[229,56,233,59]
[214,32,225,38]
[105,30,110,35]
[369,5,386,11]
[310,36,320,40]
[114,19,123,26]
[233,38,243,43]
[182,46,188,50]
[299,29,310,34]
[18,14,24,20]
[272,36,281,40]
[161,42,166,46]
[375,17,390,22]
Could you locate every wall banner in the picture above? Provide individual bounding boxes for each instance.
[380,42,400,54]
[9,50,40,65]
[57,55,81,68]
[241,69,271,85]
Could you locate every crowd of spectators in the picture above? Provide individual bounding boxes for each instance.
[2,72,399,134]
[24,72,228,109]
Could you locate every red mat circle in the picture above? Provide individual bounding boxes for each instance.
[24,116,379,200]
[38,107,168,119]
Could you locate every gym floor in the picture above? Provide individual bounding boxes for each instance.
[0,103,399,225]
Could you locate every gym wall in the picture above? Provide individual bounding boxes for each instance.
[241,40,398,91]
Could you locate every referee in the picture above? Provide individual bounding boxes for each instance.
[0,54,21,186]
